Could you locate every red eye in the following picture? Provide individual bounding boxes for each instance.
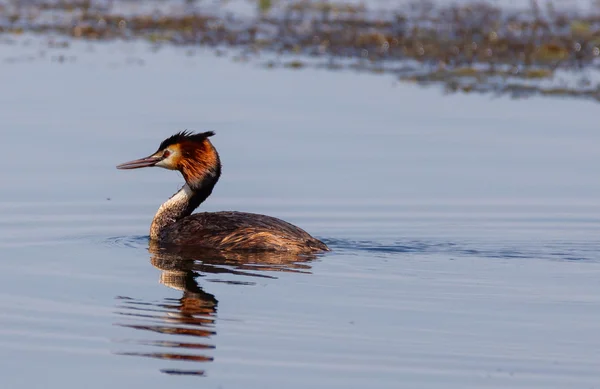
[163,150,171,158]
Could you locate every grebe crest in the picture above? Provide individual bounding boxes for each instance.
[155,131,221,186]
[117,131,329,254]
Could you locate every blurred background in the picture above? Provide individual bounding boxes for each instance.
[1,0,600,388]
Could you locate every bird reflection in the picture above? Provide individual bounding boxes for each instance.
[113,241,320,376]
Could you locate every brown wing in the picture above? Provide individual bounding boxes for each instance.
[158,211,329,253]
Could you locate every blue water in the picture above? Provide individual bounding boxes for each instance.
[1,36,600,388]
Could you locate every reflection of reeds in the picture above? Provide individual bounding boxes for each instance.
[6,0,600,100]
[112,242,319,376]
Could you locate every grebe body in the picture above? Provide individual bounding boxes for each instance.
[117,131,329,254]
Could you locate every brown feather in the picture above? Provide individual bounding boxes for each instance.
[177,139,220,186]
[156,211,330,254]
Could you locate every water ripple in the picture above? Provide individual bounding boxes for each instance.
[102,235,600,263]
[104,235,149,250]
[113,289,217,377]
[324,238,600,262]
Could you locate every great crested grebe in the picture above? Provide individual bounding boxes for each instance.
[116,131,329,254]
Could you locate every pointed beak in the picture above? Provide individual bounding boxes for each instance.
[116,155,162,170]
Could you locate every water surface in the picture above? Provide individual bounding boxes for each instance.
[1,38,600,388]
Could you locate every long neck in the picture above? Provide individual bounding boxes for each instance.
[149,179,216,241]
[150,141,222,241]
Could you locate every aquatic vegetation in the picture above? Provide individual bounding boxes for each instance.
[3,0,600,101]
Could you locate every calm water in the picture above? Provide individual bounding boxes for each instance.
[2,37,600,388]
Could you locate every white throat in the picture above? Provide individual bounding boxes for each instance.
[150,184,195,240]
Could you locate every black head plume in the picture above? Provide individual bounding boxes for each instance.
[158,130,216,151]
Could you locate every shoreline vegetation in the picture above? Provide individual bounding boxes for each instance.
[3,0,600,101]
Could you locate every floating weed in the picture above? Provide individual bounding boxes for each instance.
[2,0,600,102]
[258,0,273,14]
[524,69,553,79]
[452,67,480,76]
[535,44,570,62]
[571,20,593,37]
[284,60,305,69]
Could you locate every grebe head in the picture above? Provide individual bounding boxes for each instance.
[116,130,221,189]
